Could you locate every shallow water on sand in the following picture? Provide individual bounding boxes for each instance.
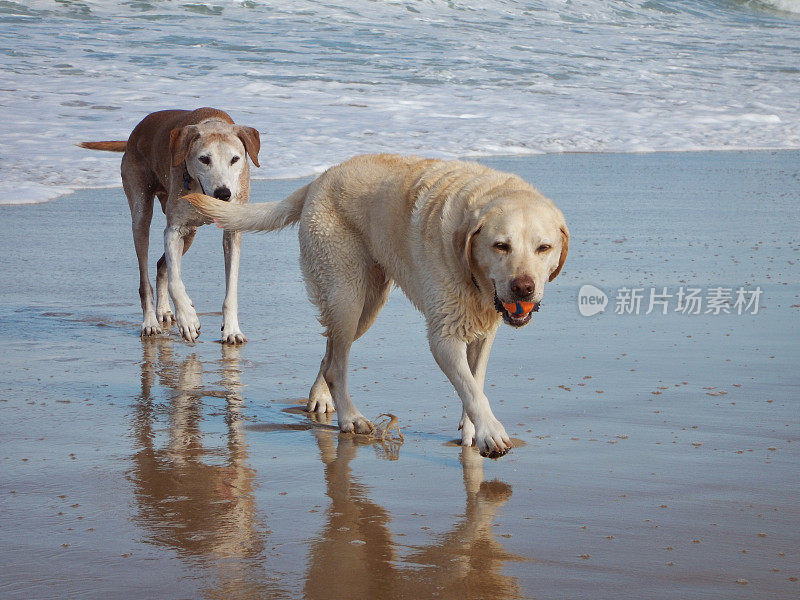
[1,151,798,599]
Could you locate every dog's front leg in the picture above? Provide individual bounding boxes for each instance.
[459,328,498,448]
[221,230,246,344]
[164,224,201,342]
[429,331,511,457]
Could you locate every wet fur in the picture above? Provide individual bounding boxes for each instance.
[186,154,568,456]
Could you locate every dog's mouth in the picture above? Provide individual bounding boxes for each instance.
[494,289,539,328]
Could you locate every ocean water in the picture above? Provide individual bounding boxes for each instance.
[0,0,798,204]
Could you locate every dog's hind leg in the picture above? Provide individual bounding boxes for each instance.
[122,160,159,337]
[321,317,375,434]
[354,263,392,341]
[308,340,335,414]
[302,230,375,433]
[307,261,390,416]
[153,192,175,328]
[155,252,174,328]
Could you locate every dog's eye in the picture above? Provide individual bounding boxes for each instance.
[493,241,511,253]
[537,244,552,253]
[230,156,240,165]
[198,156,211,165]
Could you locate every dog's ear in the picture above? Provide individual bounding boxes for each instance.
[236,126,261,167]
[453,208,484,283]
[549,223,569,281]
[169,125,200,168]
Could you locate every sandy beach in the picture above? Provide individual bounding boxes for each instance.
[1,150,798,599]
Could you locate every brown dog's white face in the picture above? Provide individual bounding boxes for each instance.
[170,119,260,202]
[468,195,568,327]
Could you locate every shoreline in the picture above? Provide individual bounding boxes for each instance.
[4,147,799,207]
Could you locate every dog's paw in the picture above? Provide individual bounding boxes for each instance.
[339,414,375,435]
[308,378,334,413]
[475,418,512,458]
[306,395,335,414]
[459,413,477,447]
[157,309,175,327]
[221,329,246,345]
[179,323,200,343]
[176,310,201,343]
[141,314,162,337]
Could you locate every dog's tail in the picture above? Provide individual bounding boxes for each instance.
[184,183,310,232]
[78,141,128,152]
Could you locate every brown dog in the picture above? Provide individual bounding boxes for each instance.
[81,108,260,343]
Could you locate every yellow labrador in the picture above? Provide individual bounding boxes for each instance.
[81,108,260,344]
[186,155,568,457]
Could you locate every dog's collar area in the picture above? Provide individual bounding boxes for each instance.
[182,162,207,195]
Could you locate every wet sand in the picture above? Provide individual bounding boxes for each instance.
[1,151,798,599]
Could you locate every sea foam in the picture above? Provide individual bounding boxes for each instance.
[0,0,798,204]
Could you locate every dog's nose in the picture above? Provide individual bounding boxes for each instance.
[213,186,232,201]
[510,275,535,299]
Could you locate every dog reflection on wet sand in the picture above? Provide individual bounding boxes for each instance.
[130,339,521,599]
[305,433,523,600]
[131,339,280,598]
